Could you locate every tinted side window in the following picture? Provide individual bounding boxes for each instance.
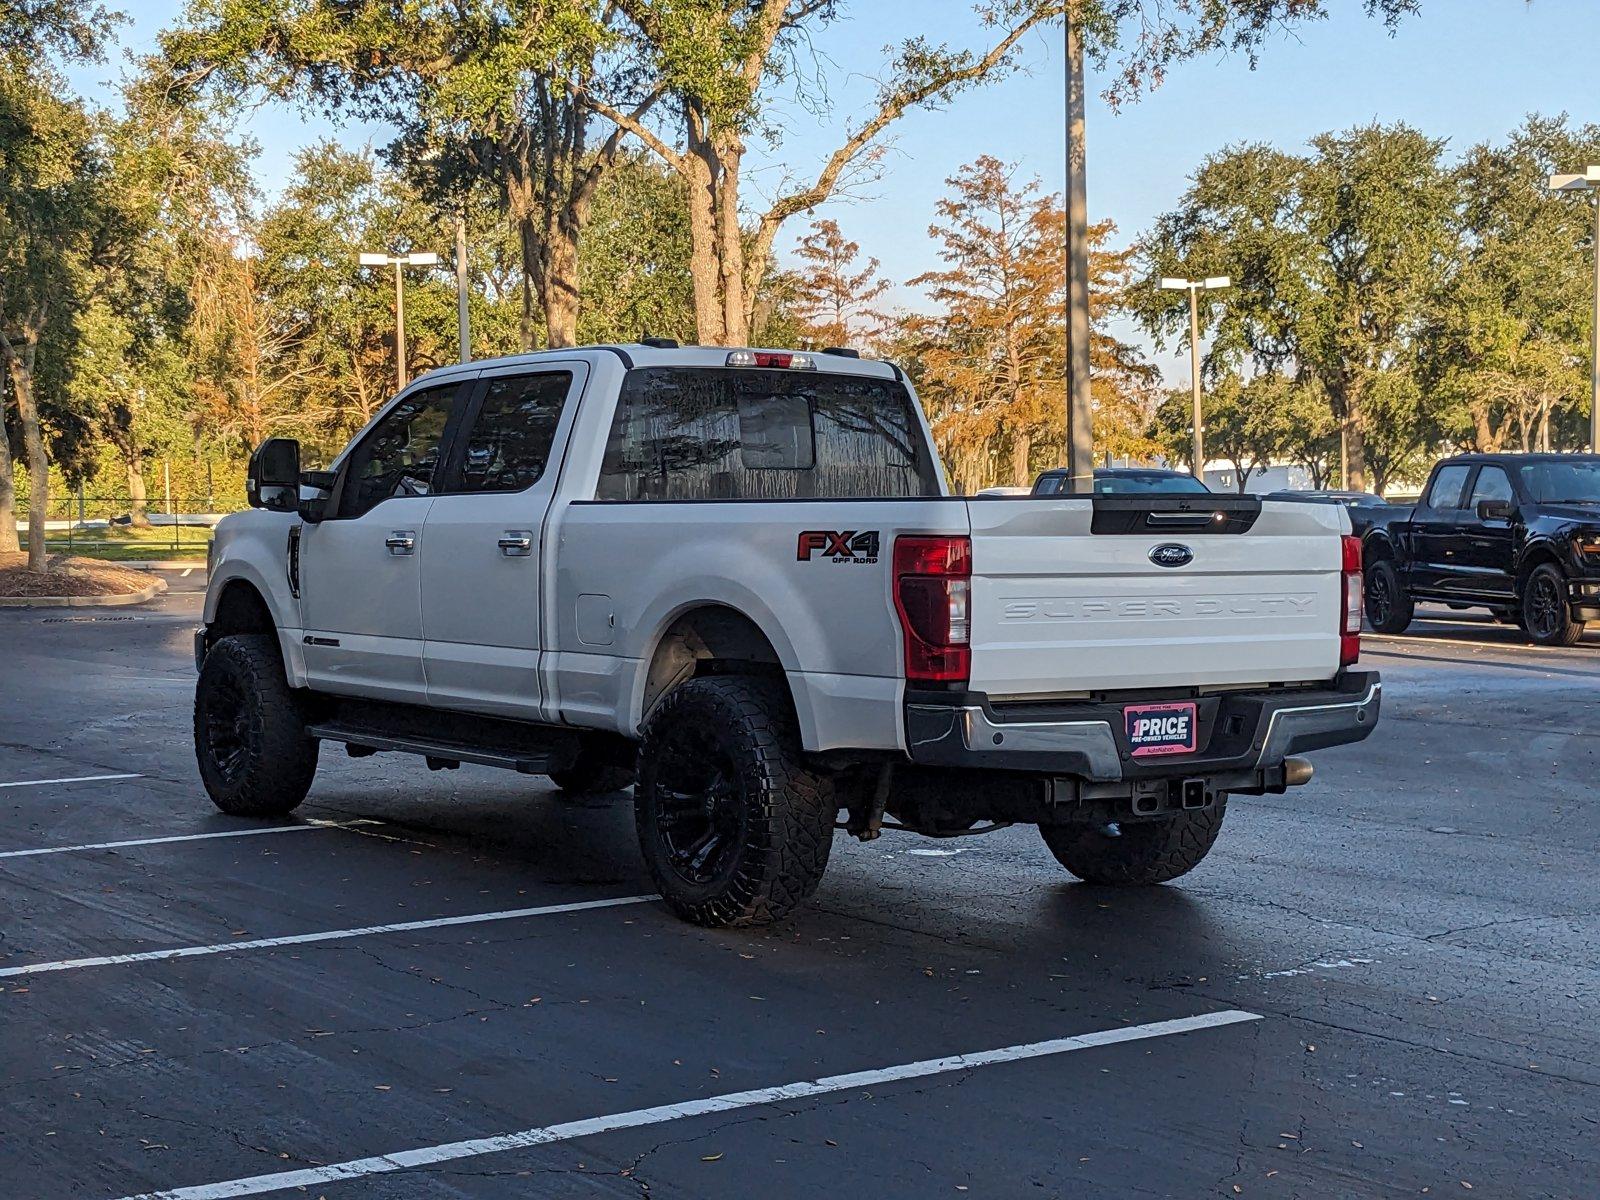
[596,368,940,500]
[1425,465,1471,511]
[340,385,457,519]
[452,371,572,493]
[1469,466,1514,507]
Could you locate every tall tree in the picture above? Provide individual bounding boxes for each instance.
[589,1,1059,347]
[1425,115,1600,454]
[0,70,110,569]
[1134,123,1455,491]
[903,157,1154,491]
[163,0,655,350]
[787,219,889,351]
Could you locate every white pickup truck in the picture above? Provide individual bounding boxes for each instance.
[195,342,1380,926]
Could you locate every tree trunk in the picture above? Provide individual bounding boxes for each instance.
[713,135,748,346]
[0,355,18,554]
[541,206,581,349]
[126,451,151,529]
[685,152,725,345]
[517,213,541,352]
[1010,430,1031,487]
[6,340,49,571]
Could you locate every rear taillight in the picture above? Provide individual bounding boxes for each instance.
[1340,534,1362,666]
[893,535,971,685]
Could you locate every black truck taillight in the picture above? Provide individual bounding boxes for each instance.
[893,535,971,685]
[1340,534,1362,667]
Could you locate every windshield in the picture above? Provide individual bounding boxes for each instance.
[1095,472,1209,495]
[1519,460,1600,503]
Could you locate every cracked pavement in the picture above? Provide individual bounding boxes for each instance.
[1,595,1596,1198]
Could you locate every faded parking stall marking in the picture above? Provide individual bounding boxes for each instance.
[111,1009,1263,1200]
[0,773,142,789]
[0,893,657,978]
[0,818,383,860]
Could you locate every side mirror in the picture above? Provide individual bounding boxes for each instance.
[247,438,301,513]
[1477,498,1514,522]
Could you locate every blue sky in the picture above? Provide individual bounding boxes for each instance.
[76,1,1600,375]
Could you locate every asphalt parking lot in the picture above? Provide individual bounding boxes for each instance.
[2,585,1597,1199]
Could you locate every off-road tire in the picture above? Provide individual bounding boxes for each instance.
[194,634,318,817]
[635,676,834,927]
[548,740,637,794]
[1040,799,1228,886]
[1364,559,1413,634]
[1522,562,1585,647]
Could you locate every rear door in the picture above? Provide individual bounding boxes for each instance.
[964,494,1347,696]
[297,380,468,701]
[419,361,586,719]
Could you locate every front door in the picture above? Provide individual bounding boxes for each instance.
[420,363,586,720]
[297,380,467,701]
[1409,463,1472,596]
[1458,464,1518,602]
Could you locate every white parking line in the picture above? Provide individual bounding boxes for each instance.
[0,894,657,979]
[0,818,383,860]
[113,1009,1262,1200]
[0,773,141,789]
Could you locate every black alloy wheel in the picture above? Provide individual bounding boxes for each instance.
[1364,559,1413,635]
[1522,563,1585,647]
[652,721,746,888]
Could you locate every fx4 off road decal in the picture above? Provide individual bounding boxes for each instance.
[797,530,881,564]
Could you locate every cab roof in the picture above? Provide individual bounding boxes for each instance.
[409,343,904,389]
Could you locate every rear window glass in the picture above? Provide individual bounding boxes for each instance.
[596,367,941,500]
[1425,464,1471,510]
[1095,472,1209,495]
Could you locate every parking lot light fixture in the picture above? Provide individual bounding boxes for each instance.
[358,250,442,391]
[1548,167,1600,452]
[1159,275,1233,478]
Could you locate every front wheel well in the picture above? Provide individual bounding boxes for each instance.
[206,579,276,651]
[640,605,790,723]
[1515,545,1565,594]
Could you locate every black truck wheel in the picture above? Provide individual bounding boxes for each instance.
[634,676,834,927]
[193,634,319,817]
[1522,563,1585,646]
[1040,800,1227,886]
[1364,559,1413,634]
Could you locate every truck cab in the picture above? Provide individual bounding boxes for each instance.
[1362,454,1600,646]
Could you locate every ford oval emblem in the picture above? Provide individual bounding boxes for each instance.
[1149,543,1194,568]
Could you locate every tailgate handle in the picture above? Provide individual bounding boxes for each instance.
[1144,511,1215,528]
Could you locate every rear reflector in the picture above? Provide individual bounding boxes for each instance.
[1340,534,1362,666]
[726,350,816,370]
[893,535,971,685]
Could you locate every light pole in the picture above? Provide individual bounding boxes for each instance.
[358,250,440,391]
[1062,15,1094,494]
[1160,275,1231,479]
[1549,166,1600,452]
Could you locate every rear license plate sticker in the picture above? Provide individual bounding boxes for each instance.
[1124,702,1198,757]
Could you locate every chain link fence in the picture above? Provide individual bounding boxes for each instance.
[14,487,237,560]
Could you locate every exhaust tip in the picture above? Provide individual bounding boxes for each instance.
[1284,757,1314,787]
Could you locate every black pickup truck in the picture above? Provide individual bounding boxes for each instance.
[1362,453,1600,645]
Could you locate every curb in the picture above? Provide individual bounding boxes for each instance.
[113,560,207,572]
[0,577,170,609]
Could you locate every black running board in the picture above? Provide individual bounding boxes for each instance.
[306,724,559,774]
[305,697,580,776]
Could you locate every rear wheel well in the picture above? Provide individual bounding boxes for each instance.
[641,605,789,722]
[207,580,275,651]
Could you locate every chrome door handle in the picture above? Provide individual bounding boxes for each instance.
[385,531,416,555]
[498,531,533,557]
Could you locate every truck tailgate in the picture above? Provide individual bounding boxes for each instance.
[965,496,1349,697]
